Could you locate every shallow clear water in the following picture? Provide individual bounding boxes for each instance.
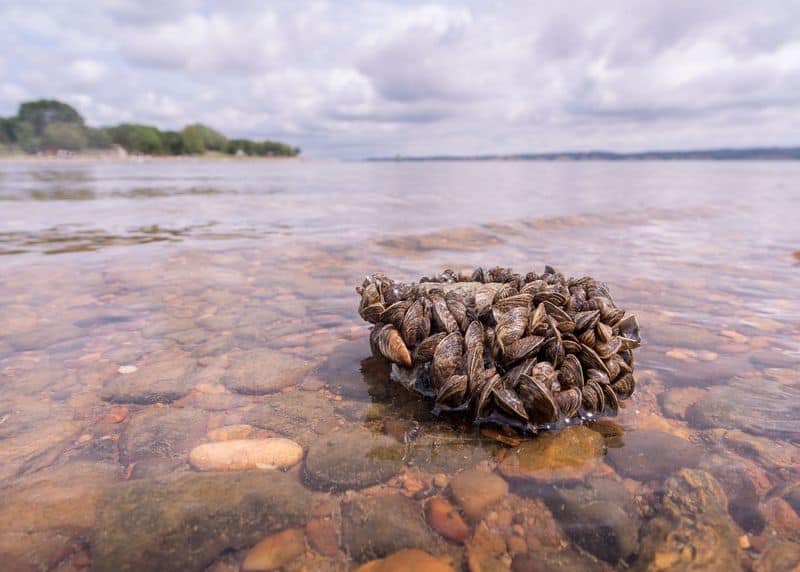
[1,159,799,571]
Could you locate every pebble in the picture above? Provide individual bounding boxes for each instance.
[222,348,311,395]
[242,528,306,571]
[189,438,303,471]
[447,469,508,522]
[426,497,470,543]
[739,535,751,550]
[433,473,448,488]
[658,387,706,420]
[207,424,255,441]
[355,549,454,572]
[606,430,702,481]
[117,365,138,374]
[102,405,129,424]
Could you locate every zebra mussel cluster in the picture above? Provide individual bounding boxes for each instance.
[356,266,641,432]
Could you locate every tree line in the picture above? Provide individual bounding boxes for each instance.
[0,99,300,157]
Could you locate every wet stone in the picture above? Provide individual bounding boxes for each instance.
[606,430,702,481]
[499,425,605,482]
[552,478,640,563]
[658,387,706,420]
[223,348,312,395]
[121,407,208,478]
[341,494,435,562]
[102,357,195,404]
[188,438,303,471]
[355,549,454,572]
[511,549,603,572]
[91,471,312,572]
[303,427,404,491]
[749,349,799,369]
[686,373,800,440]
[645,323,723,349]
[245,390,335,448]
[636,468,741,571]
[449,469,509,521]
[241,528,306,571]
[753,541,800,572]
[426,497,470,542]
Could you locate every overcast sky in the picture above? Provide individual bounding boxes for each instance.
[2,1,799,157]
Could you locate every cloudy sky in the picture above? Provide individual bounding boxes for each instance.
[2,1,799,157]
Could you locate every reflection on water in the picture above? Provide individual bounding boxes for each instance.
[0,159,799,571]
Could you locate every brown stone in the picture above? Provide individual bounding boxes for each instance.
[498,426,604,481]
[207,424,254,441]
[356,549,454,572]
[426,497,470,543]
[307,518,339,556]
[450,469,508,521]
[242,528,306,571]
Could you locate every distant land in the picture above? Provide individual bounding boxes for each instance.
[368,147,800,161]
[0,99,299,158]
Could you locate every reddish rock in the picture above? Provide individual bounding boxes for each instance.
[426,497,470,543]
[306,518,339,556]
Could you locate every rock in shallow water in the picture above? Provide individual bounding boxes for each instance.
[635,468,742,572]
[605,430,702,481]
[426,497,470,542]
[341,494,435,562]
[449,468,508,521]
[223,348,312,395]
[499,425,605,482]
[686,372,800,439]
[356,549,454,572]
[303,427,403,491]
[91,471,311,572]
[189,438,303,471]
[241,528,306,571]
[121,407,208,478]
[101,357,195,404]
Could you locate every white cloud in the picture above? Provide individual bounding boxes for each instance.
[0,1,798,156]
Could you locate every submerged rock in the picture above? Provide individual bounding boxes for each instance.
[341,494,434,562]
[121,407,208,478]
[686,372,800,439]
[91,471,311,572]
[606,430,702,481]
[102,357,195,404]
[636,469,741,571]
[499,425,605,482]
[356,549,454,572]
[449,468,508,521]
[552,478,640,564]
[223,348,312,395]
[188,438,303,471]
[303,427,404,491]
[241,528,306,571]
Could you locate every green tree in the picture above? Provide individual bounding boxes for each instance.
[180,125,206,154]
[41,122,88,150]
[183,123,227,151]
[10,119,39,152]
[18,99,84,135]
[87,127,112,149]
[160,130,185,155]
[107,124,165,154]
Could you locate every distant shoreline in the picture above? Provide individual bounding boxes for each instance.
[0,152,303,165]
[367,146,800,162]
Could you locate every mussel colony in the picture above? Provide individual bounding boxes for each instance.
[356,266,641,433]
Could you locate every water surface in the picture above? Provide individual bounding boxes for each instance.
[1,159,798,571]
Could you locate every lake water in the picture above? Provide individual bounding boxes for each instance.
[1,159,799,571]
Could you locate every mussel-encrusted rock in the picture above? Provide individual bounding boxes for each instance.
[356,266,641,432]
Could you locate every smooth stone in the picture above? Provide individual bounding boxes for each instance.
[512,549,601,572]
[499,426,605,481]
[245,391,335,448]
[707,460,765,534]
[356,549,454,572]
[303,427,403,491]
[241,528,306,571]
[646,323,723,349]
[208,424,255,441]
[658,387,706,420]
[102,357,195,404]
[636,469,741,571]
[686,373,800,439]
[92,471,311,572]
[426,497,470,542]
[341,494,434,562]
[553,478,639,563]
[749,349,799,369]
[0,462,118,569]
[606,430,702,481]
[306,518,340,556]
[222,349,312,395]
[121,407,208,478]
[189,438,303,471]
[449,469,508,521]
[753,541,800,572]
